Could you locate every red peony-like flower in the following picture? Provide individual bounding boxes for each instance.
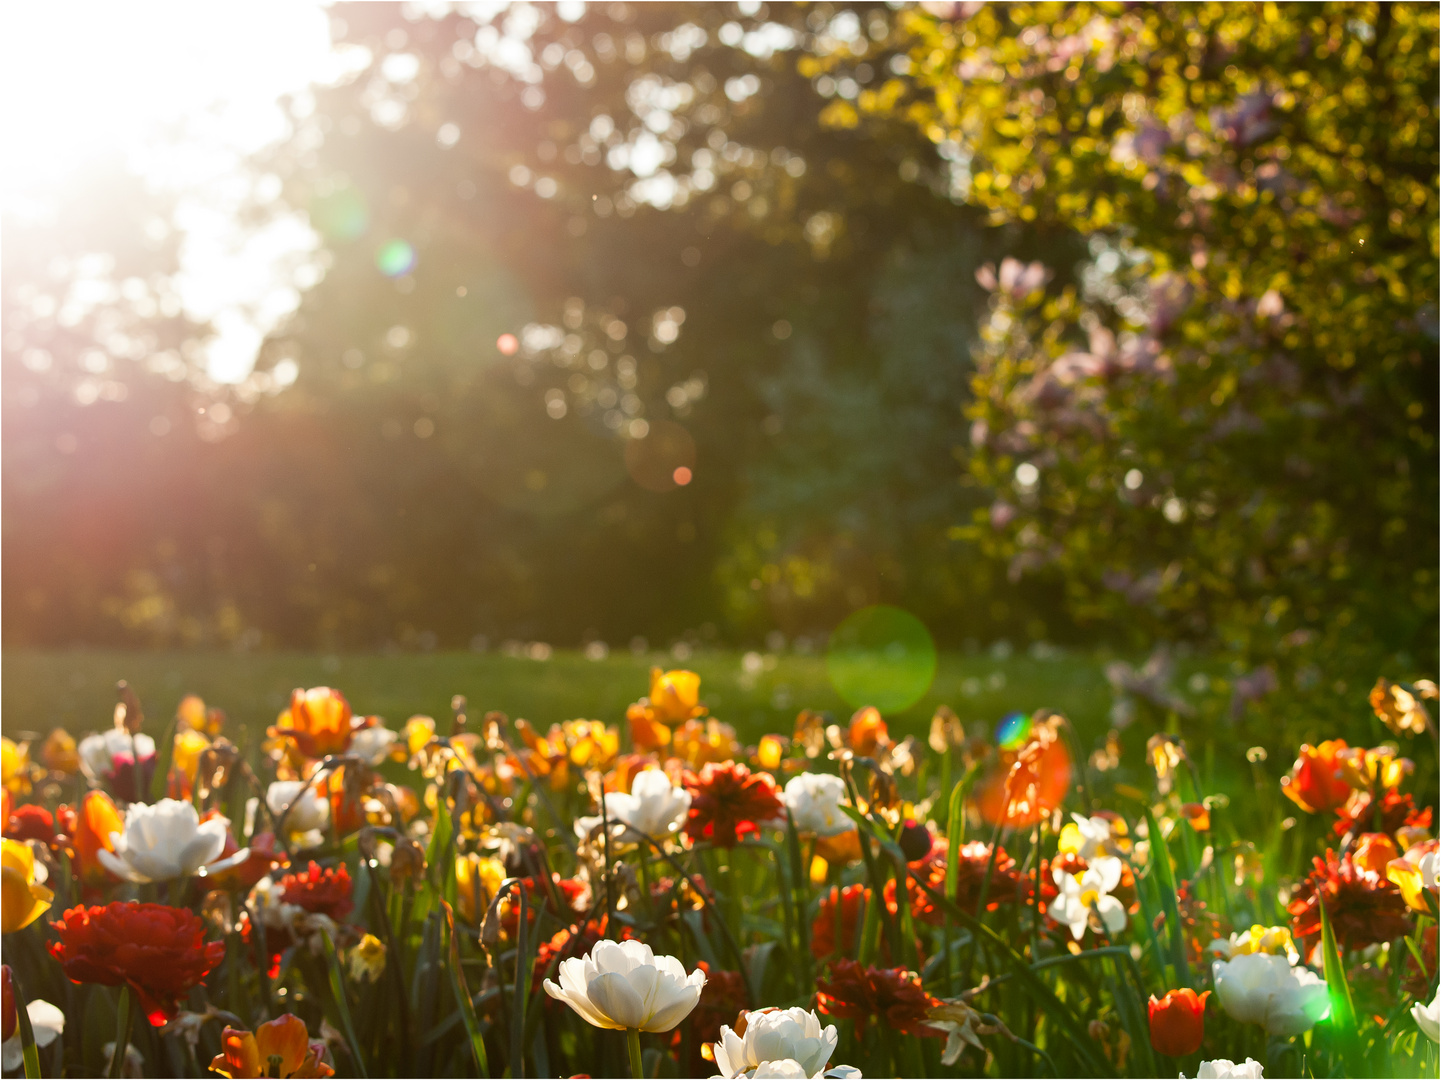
[812,884,869,961]
[683,761,783,848]
[5,804,56,845]
[1288,849,1411,954]
[50,902,225,1025]
[279,862,354,920]
[815,959,943,1037]
[1148,987,1209,1057]
[888,840,1031,926]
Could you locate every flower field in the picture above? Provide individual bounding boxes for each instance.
[1,668,1437,1079]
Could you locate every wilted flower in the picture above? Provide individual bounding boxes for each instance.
[1280,740,1352,814]
[50,902,226,1024]
[975,713,1072,828]
[348,933,386,982]
[782,774,855,838]
[97,799,247,883]
[712,1007,839,1080]
[1145,733,1185,796]
[1192,1060,1264,1079]
[1049,856,1127,939]
[78,728,157,802]
[2,838,54,932]
[543,938,705,1032]
[209,1014,334,1078]
[815,959,941,1037]
[1370,678,1432,737]
[1287,849,1410,953]
[1148,987,1209,1056]
[1414,987,1440,1044]
[927,999,998,1066]
[928,706,965,755]
[1210,952,1329,1036]
[684,762,783,848]
[0,995,63,1073]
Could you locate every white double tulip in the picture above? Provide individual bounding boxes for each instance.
[1193,1059,1264,1079]
[712,1008,839,1080]
[349,725,398,766]
[1211,952,1330,1036]
[1414,986,1440,1043]
[725,1062,862,1079]
[604,769,692,843]
[1047,855,1127,939]
[544,939,705,1033]
[266,779,330,847]
[781,775,856,838]
[78,728,156,783]
[97,799,247,883]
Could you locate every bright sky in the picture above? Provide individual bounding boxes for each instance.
[0,1,339,382]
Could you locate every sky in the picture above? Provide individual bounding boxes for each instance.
[0,1,340,382]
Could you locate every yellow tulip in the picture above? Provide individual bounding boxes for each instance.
[0,739,32,797]
[455,853,505,924]
[647,668,705,724]
[1,839,53,933]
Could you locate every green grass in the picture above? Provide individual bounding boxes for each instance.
[1,647,1118,749]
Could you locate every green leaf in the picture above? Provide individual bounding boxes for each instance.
[148,712,179,803]
[320,929,370,1078]
[1319,900,1362,1070]
[1142,807,1191,987]
[10,969,43,1079]
[945,768,976,901]
[444,902,491,1077]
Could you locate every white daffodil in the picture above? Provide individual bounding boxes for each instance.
[96,799,246,883]
[604,769,692,843]
[1193,1059,1264,1079]
[1047,855,1127,939]
[1,999,64,1071]
[543,939,705,1033]
[349,725,398,766]
[78,729,156,783]
[1212,953,1330,1036]
[712,1008,839,1080]
[266,780,330,848]
[781,774,857,838]
[1414,986,1440,1043]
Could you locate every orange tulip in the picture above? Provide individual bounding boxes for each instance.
[209,1015,333,1078]
[270,687,354,761]
[848,707,889,757]
[1280,740,1352,814]
[1351,832,1400,875]
[72,790,124,888]
[1148,987,1209,1056]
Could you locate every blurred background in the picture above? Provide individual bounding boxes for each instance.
[2,2,1436,746]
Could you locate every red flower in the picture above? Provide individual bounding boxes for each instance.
[1148,988,1209,1056]
[279,862,353,921]
[811,884,868,960]
[209,830,286,893]
[1287,849,1411,953]
[889,841,1031,926]
[815,959,943,1037]
[683,762,783,848]
[680,961,749,1074]
[1333,789,1432,838]
[1280,740,1352,815]
[5,804,55,845]
[50,902,225,1025]
[533,917,614,986]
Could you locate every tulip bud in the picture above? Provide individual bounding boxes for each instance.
[899,819,933,862]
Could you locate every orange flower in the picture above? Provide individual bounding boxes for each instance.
[627,704,672,752]
[671,718,742,769]
[683,761,782,848]
[1287,849,1411,953]
[1351,833,1400,875]
[647,668,706,725]
[848,707,888,757]
[815,828,863,865]
[270,687,354,762]
[1280,740,1352,814]
[816,959,943,1037]
[974,714,1072,828]
[72,791,124,889]
[209,1015,334,1078]
[812,884,868,960]
[40,729,79,774]
[1148,988,1209,1057]
[1180,803,1211,832]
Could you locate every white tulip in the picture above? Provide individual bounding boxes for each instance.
[711,1063,861,1080]
[1,1000,64,1072]
[543,939,705,1032]
[96,799,245,883]
[781,775,857,838]
[1212,953,1330,1036]
[604,769,692,843]
[349,725,398,766]
[1414,986,1440,1044]
[1192,1059,1264,1079]
[1047,855,1127,939]
[267,780,330,847]
[713,1008,838,1080]
[78,729,156,782]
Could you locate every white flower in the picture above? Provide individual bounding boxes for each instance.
[1193,1059,1264,1079]
[1207,925,1299,966]
[604,769,692,843]
[349,725,398,766]
[266,780,330,847]
[1047,855,1127,939]
[1418,848,1440,894]
[1212,953,1330,1036]
[1414,986,1440,1044]
[781,775,857,838]
[713,1065,861,1080]
[96,799,246,883]
[1,999,64,1071]
[543,939,705,1032]
[1060,813,1121,860]
[78,729,156,782]
[713,1008,838,1079]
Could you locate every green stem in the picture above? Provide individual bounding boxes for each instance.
[108,985,135,1079]
[10,970,42,1080]
[626,1027,643,1079]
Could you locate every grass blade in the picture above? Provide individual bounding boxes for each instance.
[444,901,491,1077]
[1142,807,1191,987]
[10,970,43,1079]
[320,929,370,1078]
[1319,900,1361,1070]
[946,764,980,901]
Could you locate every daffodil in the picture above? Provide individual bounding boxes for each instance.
[1047,856,1127,939]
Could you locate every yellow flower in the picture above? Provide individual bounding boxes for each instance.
[348,933,386,982]
[455,852,505,924]
[1369,678,1432,737]
[1,838,53,933]
[560,719,619,770]
[1214,924,1299,965]
[670,718,740,769]
[40,728,79,775]
[757,734,786,772]
[1336,745,1413,792]
[1387,839,1439,912]
[647,668,705,725]
[1,739,33,797]
[173,729,211,780]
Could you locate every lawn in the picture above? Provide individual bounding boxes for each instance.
[2,647,1125,751]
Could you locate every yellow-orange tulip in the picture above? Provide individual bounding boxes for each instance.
[1,838,53,933]
[72,790,125,887]
[1351,832,1400,875]
[39,728,79,775]
[1280,740,1352,814]
[647,668,705,725]
[1369,678,1432,736]
[455,852,505,924]
[0,740,32,797]
[209,1014,333,1078]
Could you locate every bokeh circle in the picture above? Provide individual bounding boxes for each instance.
[825,605,937,714]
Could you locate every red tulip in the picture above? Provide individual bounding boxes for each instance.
[1148,987,1209,1056]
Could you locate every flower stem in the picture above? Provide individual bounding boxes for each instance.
[108,985,135,1079]
[626,1027,644,1079]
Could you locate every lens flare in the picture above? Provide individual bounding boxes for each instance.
[996,711,1032,750]
[826,605,937,714]
[376,239,416,277]
[673,466,692,485]
[496,333,519,356]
